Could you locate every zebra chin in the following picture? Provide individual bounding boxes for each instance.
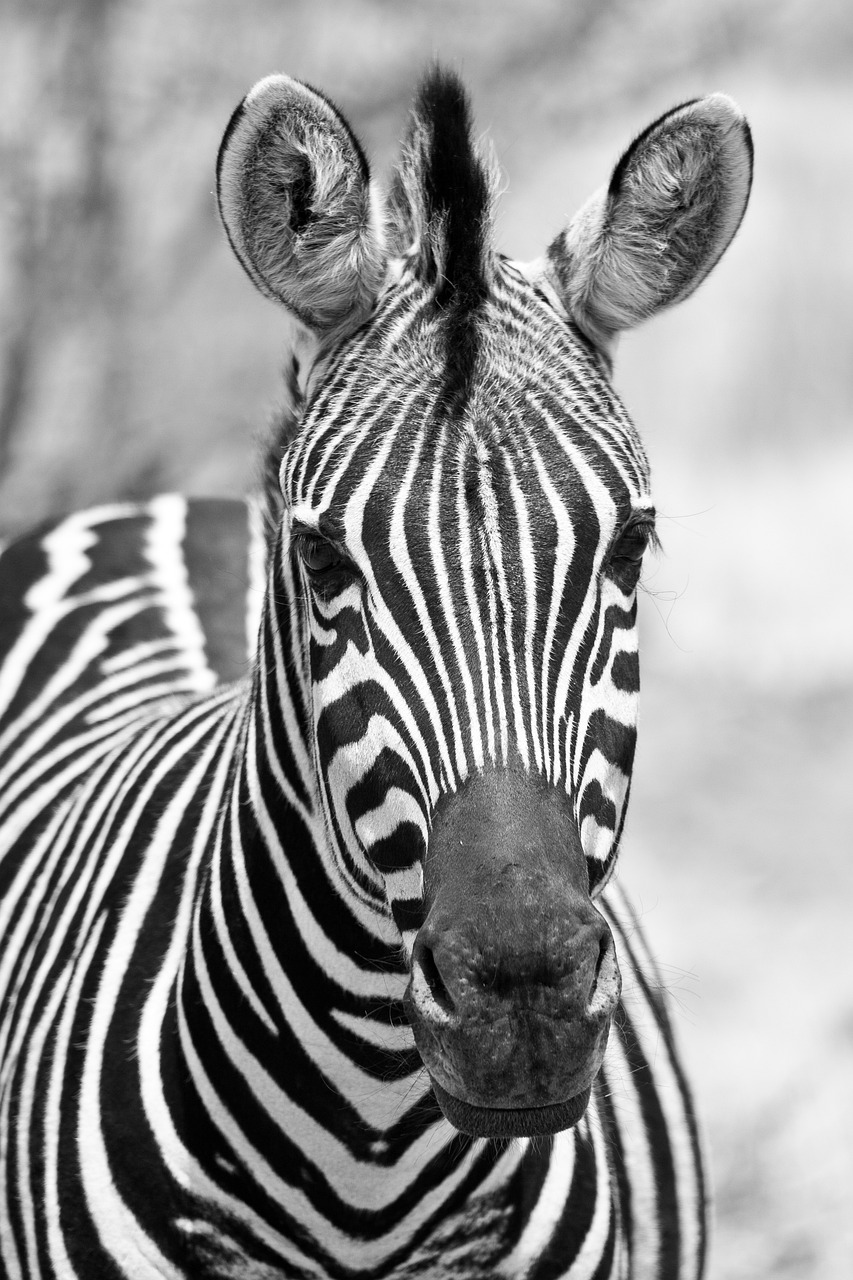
[430,1080,594,1140]
[402,770,622,1139]
[405,977,616,1139]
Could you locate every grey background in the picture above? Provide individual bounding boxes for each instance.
[1,2,851,1275]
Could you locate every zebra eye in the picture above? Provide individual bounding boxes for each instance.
[614,523,652,562]
[297,536,346,575]
[609,517,658,582]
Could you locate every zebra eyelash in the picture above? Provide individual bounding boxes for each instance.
[636,517,661,557]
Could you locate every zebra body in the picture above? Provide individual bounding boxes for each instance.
[0,71,752,1279]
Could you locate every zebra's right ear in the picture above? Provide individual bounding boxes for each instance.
[217,75,386,335]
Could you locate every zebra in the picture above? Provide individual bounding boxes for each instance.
[0,67,752,1279]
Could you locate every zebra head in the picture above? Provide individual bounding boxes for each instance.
[217,70,752,1139]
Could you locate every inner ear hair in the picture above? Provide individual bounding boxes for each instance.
[546,93,753,348]
[217,75,386,335]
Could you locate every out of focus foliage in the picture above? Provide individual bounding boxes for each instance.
[2,0,852,536]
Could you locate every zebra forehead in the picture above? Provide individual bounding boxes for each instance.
[282,254,651,528]
[287,385,648,538]
[289,437,626,595]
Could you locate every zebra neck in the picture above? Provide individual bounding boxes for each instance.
[172,567,425,1168]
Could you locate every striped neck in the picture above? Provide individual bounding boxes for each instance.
[165,540,518,1264]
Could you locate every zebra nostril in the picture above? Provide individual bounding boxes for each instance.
[595,934,608,981]
[412,937,456,1020]
[587,931,620,1018]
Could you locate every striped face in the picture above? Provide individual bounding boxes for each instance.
[282,257,654,934]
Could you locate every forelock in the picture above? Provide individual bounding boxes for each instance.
[388,67,500,412]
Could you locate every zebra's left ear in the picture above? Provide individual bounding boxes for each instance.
[545,95,753,350]
[217,75,386,335]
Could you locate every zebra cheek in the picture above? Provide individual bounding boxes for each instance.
[576,712,638,887]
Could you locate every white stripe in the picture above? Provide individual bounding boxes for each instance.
[145,494,217,693]
[502,1131,577,1277]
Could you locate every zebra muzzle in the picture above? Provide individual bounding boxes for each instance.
[404,771,621,1139]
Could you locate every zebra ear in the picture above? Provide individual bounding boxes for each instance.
[546,95,753,348]
[217,75,386,334]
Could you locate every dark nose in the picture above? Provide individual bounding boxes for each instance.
[410,900,619,1025]
[404,771,622,1136]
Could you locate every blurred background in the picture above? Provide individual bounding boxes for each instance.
[1,1,851,1274]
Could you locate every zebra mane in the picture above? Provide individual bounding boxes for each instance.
[388,67,498,297]
[388,66,500,410]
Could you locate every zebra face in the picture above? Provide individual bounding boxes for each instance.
[279,262,645,1136]
[218,70,752,1137]
[282,259,651,889]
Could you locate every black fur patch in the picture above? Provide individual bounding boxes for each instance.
[415,70,491,303]
[393,67,495,413]
[286,152,315,234]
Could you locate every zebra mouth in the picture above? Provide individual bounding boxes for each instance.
[431,1080,592,1138]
